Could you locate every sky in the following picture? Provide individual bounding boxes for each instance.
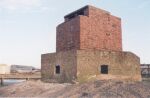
[0,0,150,68]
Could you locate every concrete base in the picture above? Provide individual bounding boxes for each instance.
[41,50,142,83]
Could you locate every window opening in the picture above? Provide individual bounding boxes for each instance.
[56,65,60,74]
[101,65,108,74]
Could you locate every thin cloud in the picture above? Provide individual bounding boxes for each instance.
[0,0,42,10]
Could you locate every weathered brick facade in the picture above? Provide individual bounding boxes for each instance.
[57,6,122,52]
[41,5,141,83]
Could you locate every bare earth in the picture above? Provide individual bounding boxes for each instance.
[0,80,150,98]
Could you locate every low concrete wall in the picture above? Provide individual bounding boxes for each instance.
[77,50,141,83]
[41,50,141,83]
[41,50,77,83]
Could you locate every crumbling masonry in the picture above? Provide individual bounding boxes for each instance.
[41,5,141,83]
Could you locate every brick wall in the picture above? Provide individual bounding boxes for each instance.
[56,17,80,52]
[80,6,122,51]
[56,5,122,52]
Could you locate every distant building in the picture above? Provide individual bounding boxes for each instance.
[0,64,10,74]
[11,65,36,73]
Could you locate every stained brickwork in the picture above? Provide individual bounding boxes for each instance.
[56,5,122,52]
[41,50,77,83]
[56,17,80,52]
[41,50,141,83]
[77,50,141,83]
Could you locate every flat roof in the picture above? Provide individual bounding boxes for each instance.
[64,5,110,19]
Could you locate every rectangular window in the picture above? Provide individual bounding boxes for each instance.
[56,65,60,74]
[101,65,108,74]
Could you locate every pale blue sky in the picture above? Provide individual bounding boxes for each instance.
[0,0,150,68]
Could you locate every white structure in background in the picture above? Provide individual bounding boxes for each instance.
[11,65,38,73]
[0,64,10,74]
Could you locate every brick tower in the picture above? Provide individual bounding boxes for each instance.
[57,5,122,52]
[41,5,141,83]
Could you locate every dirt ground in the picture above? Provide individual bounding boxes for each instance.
[0,80,150,98]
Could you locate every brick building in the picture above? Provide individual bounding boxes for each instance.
[41,5,141,83]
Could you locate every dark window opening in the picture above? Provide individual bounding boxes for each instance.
[55,65,60,74]
[101,65,108,74]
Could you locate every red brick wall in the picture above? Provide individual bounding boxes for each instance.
[80,6,122,51]
[56,6,122,52]
[56,16,80,52]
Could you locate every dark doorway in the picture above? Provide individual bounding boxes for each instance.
[101,65,108,74]
[55,65,60,74]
